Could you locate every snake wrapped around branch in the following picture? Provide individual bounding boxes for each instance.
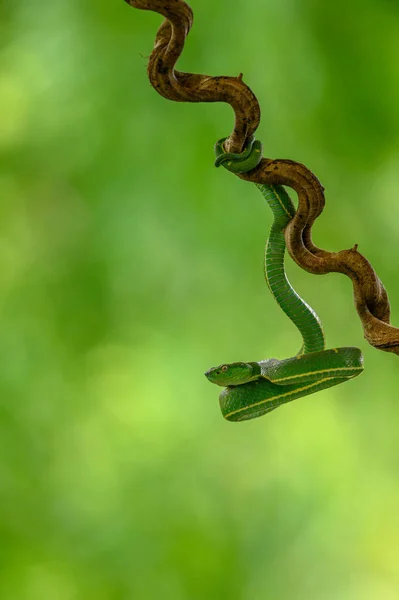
[206,137,363,421]
[125,0,399,354]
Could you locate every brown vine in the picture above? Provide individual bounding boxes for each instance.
[125,0,259,153]
[126,0,399,354]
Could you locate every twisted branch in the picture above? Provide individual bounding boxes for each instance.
[126,0,399,354]
[125,0,260,153]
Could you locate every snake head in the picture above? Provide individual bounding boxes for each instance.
[205,362,258,386]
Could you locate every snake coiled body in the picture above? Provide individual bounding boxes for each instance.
[205,138,363,421]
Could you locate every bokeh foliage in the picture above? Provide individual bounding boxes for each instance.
[1,0,399,598]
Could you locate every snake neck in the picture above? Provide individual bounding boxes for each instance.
[213,137,325,355]
[257,183,325,354]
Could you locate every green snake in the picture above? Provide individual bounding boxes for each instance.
[205,137,364,422]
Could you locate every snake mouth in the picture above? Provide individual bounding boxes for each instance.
[204,369,215,381]
[205,368,226,386]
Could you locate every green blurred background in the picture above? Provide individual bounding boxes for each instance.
[1,0,399,598]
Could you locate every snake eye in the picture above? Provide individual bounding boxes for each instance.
[221,365,228,372]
